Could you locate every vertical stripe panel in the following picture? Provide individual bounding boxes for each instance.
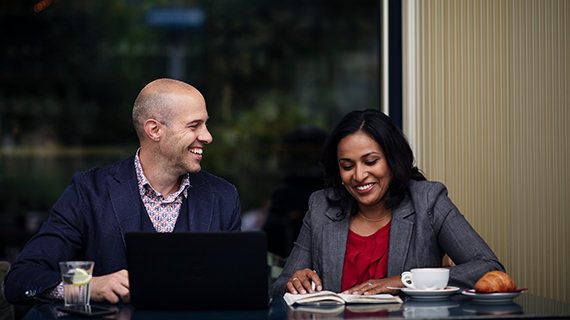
[402,0,570,303]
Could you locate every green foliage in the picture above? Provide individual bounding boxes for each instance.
[0,148,133,219]
[204,91,323,211]
[0,0,379,220]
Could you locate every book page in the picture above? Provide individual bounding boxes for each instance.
[284,291,345,305]
[338,293,403,304]
[284,291,402,306]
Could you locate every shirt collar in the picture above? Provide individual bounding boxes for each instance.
[134,149,190,200]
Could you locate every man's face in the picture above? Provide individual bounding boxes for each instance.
[159,92,213,175]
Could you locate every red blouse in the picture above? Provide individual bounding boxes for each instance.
[341,222,391,292]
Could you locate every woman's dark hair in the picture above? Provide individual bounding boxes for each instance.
[322,109,425,217]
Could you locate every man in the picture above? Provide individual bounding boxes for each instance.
[2,79,241,304]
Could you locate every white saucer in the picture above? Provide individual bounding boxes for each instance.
[388,286,461,301]
[461,289,526,304]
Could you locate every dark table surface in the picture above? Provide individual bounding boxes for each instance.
[20,292,570,320]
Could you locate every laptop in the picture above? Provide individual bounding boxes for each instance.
[125,231,269,310]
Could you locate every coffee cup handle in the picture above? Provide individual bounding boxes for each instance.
[401,271,415,289]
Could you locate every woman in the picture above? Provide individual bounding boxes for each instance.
[270,109,504,296]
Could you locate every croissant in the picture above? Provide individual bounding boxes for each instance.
[474,271,517,293]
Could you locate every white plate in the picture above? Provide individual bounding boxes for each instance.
[461,289,526,304]
[388,286,461,301]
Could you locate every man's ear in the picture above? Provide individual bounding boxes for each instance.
[143,119,162,141]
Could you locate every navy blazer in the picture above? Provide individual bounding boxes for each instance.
[270,180,504,295]
[3,155,241,303]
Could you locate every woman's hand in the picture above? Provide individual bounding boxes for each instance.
[342,275,402,295]
[286,269,322,294]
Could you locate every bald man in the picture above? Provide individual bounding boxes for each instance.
[3,79,241,304]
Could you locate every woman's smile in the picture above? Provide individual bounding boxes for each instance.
[354,183,375,193]
[337,131,392,210]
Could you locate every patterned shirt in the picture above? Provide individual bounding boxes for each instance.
[47,151,190,299]
[134,150,190,232]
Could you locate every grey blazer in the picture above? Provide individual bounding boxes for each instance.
[270,180,505,296]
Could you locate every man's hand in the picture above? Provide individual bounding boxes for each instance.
[90,269,130,304]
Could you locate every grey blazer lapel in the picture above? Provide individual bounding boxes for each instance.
[387,197,415,277]
[321,207,350,292]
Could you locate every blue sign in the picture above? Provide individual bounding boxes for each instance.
[146,7,206,29]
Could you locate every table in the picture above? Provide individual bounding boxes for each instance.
[20,293,570,320]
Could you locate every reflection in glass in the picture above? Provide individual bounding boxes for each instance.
[0,0,380,261]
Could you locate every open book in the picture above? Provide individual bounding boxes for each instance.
[283,290,403,306]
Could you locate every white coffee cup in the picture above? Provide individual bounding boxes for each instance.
[401,268,449,290]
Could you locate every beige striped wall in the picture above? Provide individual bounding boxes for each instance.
[402,0,569,303]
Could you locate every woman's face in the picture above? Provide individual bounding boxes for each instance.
[337,130,392,210]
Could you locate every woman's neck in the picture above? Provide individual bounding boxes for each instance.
[350,205,392,236]
[358,202,391,221]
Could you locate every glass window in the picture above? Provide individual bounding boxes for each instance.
[0,0,379,259]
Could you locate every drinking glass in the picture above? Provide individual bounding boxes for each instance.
[59,261,94,307]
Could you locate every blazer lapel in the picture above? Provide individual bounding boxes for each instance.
[387,195,415,276]
[109,155,143,248]
[186,172,214,231]
[322,207,350,292]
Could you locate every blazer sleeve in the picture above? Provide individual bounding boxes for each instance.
[429,184,505,288]
[269,193,318,296]
[3,174,88,304]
